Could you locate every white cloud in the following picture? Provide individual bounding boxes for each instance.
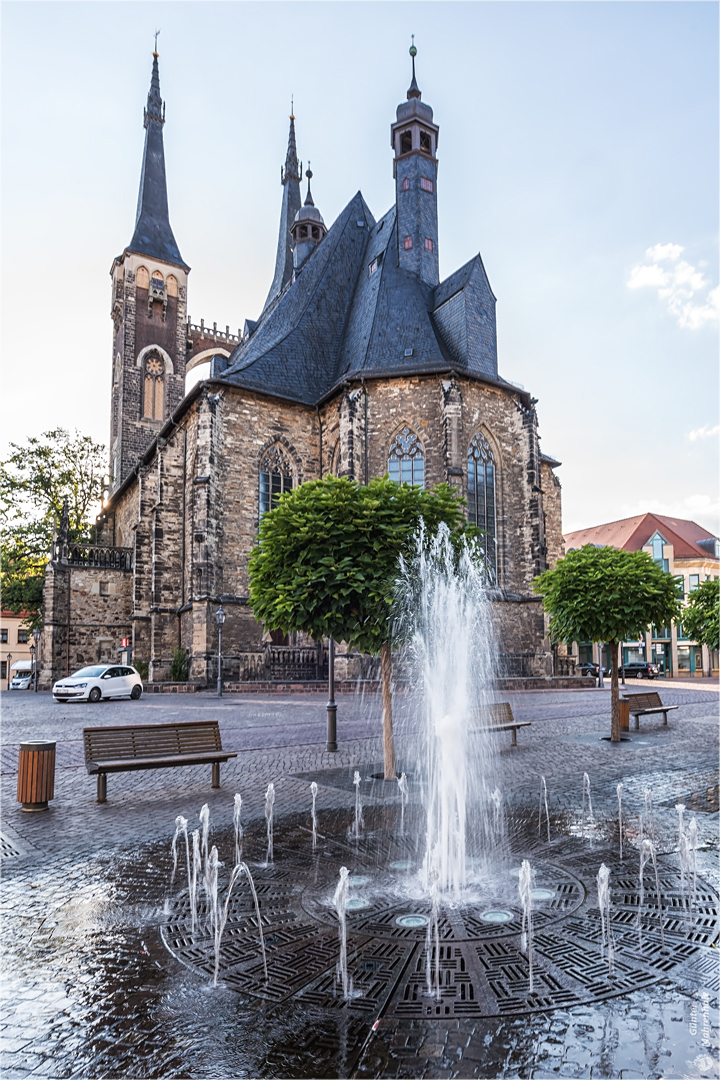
[647,242,684,262]
[627,245,718,329]
[688,423,720,442]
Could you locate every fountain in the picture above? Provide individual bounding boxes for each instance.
[581,773,594,839]
[596,863,613,974]
[334,866,351,999]
[233,793,243,864]
[397,773,408,836]
[518,860,534,992]
[265,783,275,863]
[190,829,201,932]
[538,777,550,843]
[352,771,364,839]
[310,781,319,849]
[395,525,502,895]
[617,783,623,862]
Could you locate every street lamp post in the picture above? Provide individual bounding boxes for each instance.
[326,636,337,752]
[6,653,12,686]
[33,628,40,692]
[29,645,35,689]
[215,606,226,698]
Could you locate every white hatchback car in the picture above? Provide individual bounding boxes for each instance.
[53,664,143,703]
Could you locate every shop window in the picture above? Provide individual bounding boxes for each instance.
[467,433,497,583]
[403,235,413,251]
[420,176,434,193]
[388,427,425,488]
[142,354,165,421]
[400,130,412,154]
[17,629,28,644]
[259,445,294,519]
[136,266,149,289]
[166,275,178,297]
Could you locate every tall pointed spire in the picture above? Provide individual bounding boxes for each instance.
[127,47,187,268]
[263,110,303,311]
[407,35,421,99]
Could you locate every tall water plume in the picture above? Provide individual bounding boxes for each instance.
[394,524,502,896]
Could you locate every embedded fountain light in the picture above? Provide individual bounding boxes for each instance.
[480,909,513,923]
[396,914,429,928]
[349,875,370,887]
[531,888,554,902]
[345,897,370,911]
[390,860,413,871]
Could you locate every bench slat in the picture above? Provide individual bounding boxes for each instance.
[87,751,237,774]
[83,721,224,765]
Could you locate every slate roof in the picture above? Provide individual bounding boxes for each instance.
[564,513,719,559]
[126,54,188,270]
[221,188,509,406]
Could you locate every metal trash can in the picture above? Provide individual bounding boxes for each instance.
[17,741,56,811]
[619,699,630,732]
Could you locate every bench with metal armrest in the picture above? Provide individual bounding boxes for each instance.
[471,702,531,746]
[83,720,237,803]
[620,691,678,728]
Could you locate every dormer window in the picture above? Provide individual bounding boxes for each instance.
[402,177,410,192]
[404,235,413,251]
[420,130,432,153]
[420,176,434,193]
[400,130,412,154]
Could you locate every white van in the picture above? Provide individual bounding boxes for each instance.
[9,661,34,690]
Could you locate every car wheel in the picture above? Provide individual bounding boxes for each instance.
[130,685,142,700]
[636,671,643,679]
[88,687,102,703]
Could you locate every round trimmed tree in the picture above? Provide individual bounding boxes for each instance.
[534,545,681,741]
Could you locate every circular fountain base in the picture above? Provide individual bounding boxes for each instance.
[161,804,718,1021]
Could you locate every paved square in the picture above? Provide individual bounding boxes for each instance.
[1,684,718,1078]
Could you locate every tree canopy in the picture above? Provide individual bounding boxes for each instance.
[682,578,719,651]
[534,544,681,740]
[0,429,107,630]
[248,474,476,652]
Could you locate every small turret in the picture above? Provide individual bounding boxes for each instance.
[290,165,327,271]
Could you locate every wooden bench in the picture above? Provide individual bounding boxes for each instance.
[83,720,237,803]
[472,702,531,746]
[620,691,678,729]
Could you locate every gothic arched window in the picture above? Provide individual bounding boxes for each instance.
[467,433,497,581]
[259,444,294,518]
[388,427,425,488]
[142,354,164,421]
[136,266,149,289]
[166,274,178,297]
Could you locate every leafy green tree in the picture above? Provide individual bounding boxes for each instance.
[249,475,477,777]
[534,545,681,741]
[0,429,107,630]
[682,578,719,652]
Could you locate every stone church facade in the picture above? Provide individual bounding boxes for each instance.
[41,48,565,687]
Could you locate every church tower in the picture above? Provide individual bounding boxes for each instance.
[262,112,303,311]
[109,47,190,492]
[391,41,440,287]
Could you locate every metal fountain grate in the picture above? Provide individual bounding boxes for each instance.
[160,807,720,1020]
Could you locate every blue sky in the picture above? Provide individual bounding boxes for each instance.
[2,1,718,535]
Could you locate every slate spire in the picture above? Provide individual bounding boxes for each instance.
[407,35,421,99]
[127,48,187,268]
[263,110,303,311]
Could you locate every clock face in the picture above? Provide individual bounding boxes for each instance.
[146,357,163,377]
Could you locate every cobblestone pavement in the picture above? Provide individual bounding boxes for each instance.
[1,686,718,1079]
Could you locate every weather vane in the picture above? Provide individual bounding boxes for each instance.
[154,29,161,56]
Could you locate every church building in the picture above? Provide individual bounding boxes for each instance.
[41,46,565,687]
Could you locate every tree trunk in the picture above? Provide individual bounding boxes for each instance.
[381,641,396,780]
[609,640,621,742]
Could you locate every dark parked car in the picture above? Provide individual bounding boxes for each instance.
[578,663,608,678]
[623,661,659,679]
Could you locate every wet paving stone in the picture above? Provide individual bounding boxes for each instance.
[1,689,719,1077]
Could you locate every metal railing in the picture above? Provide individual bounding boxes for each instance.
[53,540,133,571]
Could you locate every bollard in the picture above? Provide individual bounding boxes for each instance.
[17,741,56,811]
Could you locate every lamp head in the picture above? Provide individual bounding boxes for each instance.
[215,606,226,626]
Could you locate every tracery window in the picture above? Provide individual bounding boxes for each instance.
[388,427,424,488]
[467,433,497,581]
[142,354,165,421]
[259,444,294,518]
[136,266,149,289]
[150,270,164,292]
